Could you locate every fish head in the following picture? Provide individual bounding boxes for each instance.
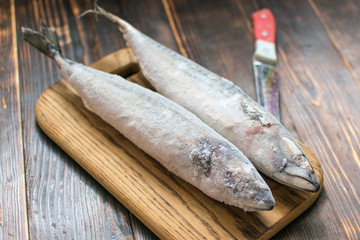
[221,162,275,212]
[274,134,320,192]
[192,138,275,211]
[241,122,320,192]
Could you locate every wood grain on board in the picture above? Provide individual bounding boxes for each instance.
[16,0,137,239]
[14,0,182,238]
[271,1,360,239]
[3,0,360,239]
[164,0,360,239]
[36,48,323,240]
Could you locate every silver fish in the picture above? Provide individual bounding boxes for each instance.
[94,6,320,192]
[22,23,275,211]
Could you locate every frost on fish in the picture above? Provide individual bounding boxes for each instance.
[65,66,274,211]
[96,6,320,192]
[22,23,275,211]
[187,138,274,211]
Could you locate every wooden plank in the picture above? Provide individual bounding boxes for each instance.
[308,0,360,83]
[35,48,323,240]
[272,1,360,239]
[129,214,159,240]
[74,0,181,63]
[0,0,29,239]
[162,0,258,98]
[80,0,178,238]
[164,0,355,239]
[258,0,360,239]
[14,0,359,238]
[15,0,134,239]
[15,0,179,238]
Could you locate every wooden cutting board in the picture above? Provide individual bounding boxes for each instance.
[35,48,323,240]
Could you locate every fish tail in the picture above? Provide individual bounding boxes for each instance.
[22,20,61,59]
[94,5,114,21]
[23,21,76,79]
[80,3,114,21]
[80,4,129,33]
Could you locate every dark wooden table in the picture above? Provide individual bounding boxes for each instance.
[1,0,359,239]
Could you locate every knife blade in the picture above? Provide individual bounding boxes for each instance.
[251,9,280,120]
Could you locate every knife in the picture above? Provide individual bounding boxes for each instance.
[251,9,280,120]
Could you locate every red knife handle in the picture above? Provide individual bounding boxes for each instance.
[252,8,277,64]
[252,8,276,43]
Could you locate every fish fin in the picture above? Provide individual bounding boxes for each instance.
[78,0,99,20]
[22,21,61,58]
[94,5,113,21]
[87,4,125,27]
[80,4,130,33]
[79,2,112,21]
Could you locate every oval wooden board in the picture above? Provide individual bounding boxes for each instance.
[35,48,323,240]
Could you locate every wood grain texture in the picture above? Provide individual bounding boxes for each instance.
[130,214,159,240]
[162,0,258,98]
[267,1,360,239]
[35,48,323,240]
[4,0,359,239]
[163,0,358,239]
[0,0,29,239]
[15,0,134,239]
[309,0,360,83]
[75,1,179,238]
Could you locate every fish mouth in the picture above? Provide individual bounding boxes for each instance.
[277,137,320,192]
[253,198,275,211]
[274,163,320,192]
[242,188,275,211]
